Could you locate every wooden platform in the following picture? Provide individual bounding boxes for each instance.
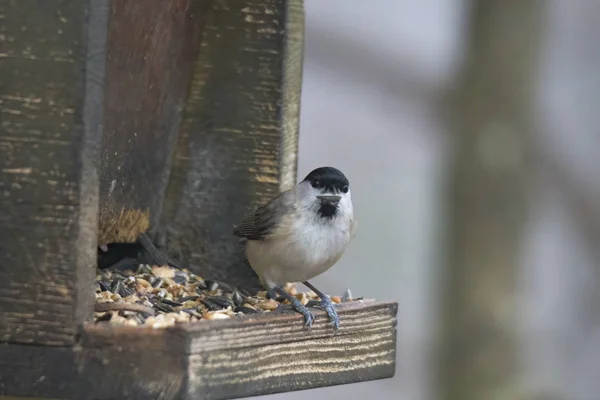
[0,301,397,400]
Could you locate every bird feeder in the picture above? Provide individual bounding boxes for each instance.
[0,1,397,399]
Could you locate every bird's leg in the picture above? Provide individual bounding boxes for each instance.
[271,286,315,330]
[303,281,339,330]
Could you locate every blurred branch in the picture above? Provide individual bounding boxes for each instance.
[439,1,546,399]
[305,25,444,104]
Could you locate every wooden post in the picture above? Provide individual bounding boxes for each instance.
[439,1,544,399]
[0,0,110,346]
[98,0,210,246]
[160,0,305,290]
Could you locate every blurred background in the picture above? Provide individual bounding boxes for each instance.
[254,1,600,399]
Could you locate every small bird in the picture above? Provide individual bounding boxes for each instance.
[233,166,357,330]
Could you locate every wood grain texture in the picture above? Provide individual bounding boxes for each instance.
[0,301,397,399]
[160,0,305,291]
[0,0,109,346]
[97,0,210,245]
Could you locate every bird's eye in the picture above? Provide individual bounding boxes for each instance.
[341,185,349,193]
[311,179,320,188]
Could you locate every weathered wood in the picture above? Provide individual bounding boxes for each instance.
[160,0,305,290]
[439,1,544,399]
[0,301,397,400]
[0,0,109,346]
[98,0,211,246]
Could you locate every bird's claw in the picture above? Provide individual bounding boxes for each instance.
[318,295,340,330]
[285,293,315,331]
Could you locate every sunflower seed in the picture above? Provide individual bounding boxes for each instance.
[201,299,222,311]
[232,291,243,307]
[119,285,135,298]
[235,306,258,314]
[151,277,164,288]
[110,279,123,294]
[161,299,183,307]
[205,280,219,292]
[207,296,234,308]
[179,295,199,303]
[98,281,111,292]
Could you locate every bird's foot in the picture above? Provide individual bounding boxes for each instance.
[317,295,339,330]
[303,281,340,331]
[273,287,315,330]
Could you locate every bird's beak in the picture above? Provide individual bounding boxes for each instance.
[317,194,342,204]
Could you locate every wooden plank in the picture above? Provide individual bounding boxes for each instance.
[98,0,211,246]
[160,0,305,291]
[0,0,109,346]
[0,301,397,400]
[439,1,544,399]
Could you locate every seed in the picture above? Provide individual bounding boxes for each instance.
[296,293,309,306]
[179,295,199,303]
[151,277,164,288]
[306,300,320,308]
[207,296,234,308]
[342,288,353,302]
[137,278,151,288]
[205,280,219,292]
[173,273,187,285]
[182,308,203,318]
[204,311,230,320]
[156,288,168,298]
[215,281,233,292]
[98,281,111,292]
[152,266,175,279]
[154,302,174,313]
[161,299,183,307]
[110,279,123,294]
[137,264,153,275]
[201,299,222,311]
[258,299,279,311]
[119,285,135,298]
[235,306,258,314]
[331,296,342,304]
[232,291,243,307]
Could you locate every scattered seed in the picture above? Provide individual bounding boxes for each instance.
[179,295,199,303]
[208,296,234,308]
[151,277,164,288]
[95,262,344,327]
[232,291,243,307]
[161,299,183,307]
[204,311,230,320]
[110,279,123,294]
[235,306,258,314]
[342,288,353,302]
[258,299,279,311]
[201,299,222,311]
[306,300,320,308]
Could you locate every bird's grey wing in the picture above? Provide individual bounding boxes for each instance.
[233,191,294,240]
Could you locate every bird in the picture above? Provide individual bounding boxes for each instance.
[233,166,357,330]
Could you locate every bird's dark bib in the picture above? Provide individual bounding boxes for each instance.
[318,203,338,219]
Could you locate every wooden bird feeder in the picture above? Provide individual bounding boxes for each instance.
[0,1,397,399]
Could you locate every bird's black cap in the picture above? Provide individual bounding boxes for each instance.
[302,166,349,191]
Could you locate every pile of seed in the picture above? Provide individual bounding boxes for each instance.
[94,264,358,328]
